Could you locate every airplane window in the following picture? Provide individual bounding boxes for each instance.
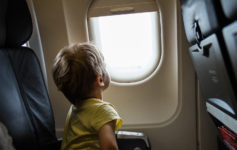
[89,12,161,84]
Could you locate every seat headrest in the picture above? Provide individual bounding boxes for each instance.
[180,0,219,44]
[0,0,32,48]
[220,0,237,20]
[0,0,7,47]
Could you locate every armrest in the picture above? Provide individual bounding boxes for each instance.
[42,137,62,150]
[115,131,151,150]
[55,137,62,150]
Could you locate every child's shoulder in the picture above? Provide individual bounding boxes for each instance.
[75,98,108,110]
[82,98,116,112]
[85,98,108,105]
[72,98,115,115]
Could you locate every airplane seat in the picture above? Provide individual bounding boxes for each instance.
[220,0,237,21]
[180,0,225,45]
[0,0,60,149]
[181,0,237,118]
[221,0,237,88]
[180,0,237,149]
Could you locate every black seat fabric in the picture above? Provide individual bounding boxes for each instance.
[180,0,228,45]
[5,0,32,47]
[180,0,219,44]
[0,0,58,149]
[222,21,237,84]
[0,0,7,47]
[0,49,38,150]
[220,0,237,20]
[180,0,237,138]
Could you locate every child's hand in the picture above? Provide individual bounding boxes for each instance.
[99,120,119,150]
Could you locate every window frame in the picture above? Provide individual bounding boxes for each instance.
[87,0,163,85]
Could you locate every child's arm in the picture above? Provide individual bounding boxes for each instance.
[99,120,119,150]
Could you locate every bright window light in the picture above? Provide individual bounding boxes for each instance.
[89,12,160,84]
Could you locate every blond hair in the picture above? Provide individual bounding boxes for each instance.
[52,43,106,105]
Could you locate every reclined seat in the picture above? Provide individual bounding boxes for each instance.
[180,0,237,149]
[0,0,59,149]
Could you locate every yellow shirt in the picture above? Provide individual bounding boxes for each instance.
[61,98,122,150]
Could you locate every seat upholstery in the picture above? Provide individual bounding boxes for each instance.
[180,0,228,44]
[220,0,237,20]
[0,0,59,149]
[180,0,237,140]
[180,0,237,119]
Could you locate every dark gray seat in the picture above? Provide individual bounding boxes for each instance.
[181,0,237,119]
[180,0,237,149]
[0,0,59,149]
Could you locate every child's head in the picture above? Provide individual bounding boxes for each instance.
[52,43,110,105]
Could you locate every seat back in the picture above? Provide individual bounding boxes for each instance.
[220,0,237,20]
[0,0,58,149]
[181,0,237,117]
[180,0,226,44]
[180,0,237,135]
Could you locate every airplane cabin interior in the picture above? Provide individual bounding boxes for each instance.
[0,0,237,150]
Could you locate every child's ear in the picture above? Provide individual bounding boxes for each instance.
[96,75,105,87]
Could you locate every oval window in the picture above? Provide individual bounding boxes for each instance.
[88,0,161,84]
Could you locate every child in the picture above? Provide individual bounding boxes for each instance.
[52,43,122,150]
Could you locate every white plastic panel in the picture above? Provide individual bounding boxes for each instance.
[87,0,179,127]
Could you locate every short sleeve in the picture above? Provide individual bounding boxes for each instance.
[91,103,122,131]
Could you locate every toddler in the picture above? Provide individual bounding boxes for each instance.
[52,43,122,150]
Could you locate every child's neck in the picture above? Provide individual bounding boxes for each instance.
[89,88,103,100]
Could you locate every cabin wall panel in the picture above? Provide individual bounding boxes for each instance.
[31,0,218,149]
